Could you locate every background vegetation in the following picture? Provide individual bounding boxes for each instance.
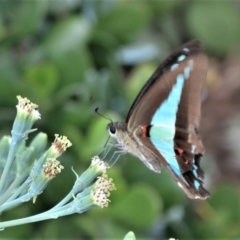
[0,0,240,239]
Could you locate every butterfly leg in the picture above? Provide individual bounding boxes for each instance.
[98,142,114,160]
[108,149,127,168]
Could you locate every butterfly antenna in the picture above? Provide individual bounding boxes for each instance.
[95,107,112,123]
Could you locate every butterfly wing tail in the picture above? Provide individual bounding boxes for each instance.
[166,163,210,200]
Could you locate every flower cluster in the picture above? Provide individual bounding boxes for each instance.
[43,158,64,179]
[92,174,116,208]
[0,96,115,230]
[51,134,72,157]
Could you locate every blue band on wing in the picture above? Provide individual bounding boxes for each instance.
[149,60,202,190]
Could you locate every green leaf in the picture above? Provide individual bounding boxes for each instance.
[0,0,48,42]
[23,62,58,101]
[42,17,92,57]
[48,0,81,15]
[121,155,186,208]
[40,17,93,85]
[111,184,162,229]
[149,0,178,16]
[126,63,158,105]
[187,1,240,55]
[209,184,240,223]
[190,184,240,238]
[95,2,152,43]
[78,215,130,239]
[80,116,109,160]
[51,46,93,86]
[107,167,129,203]
[86,116,109,152]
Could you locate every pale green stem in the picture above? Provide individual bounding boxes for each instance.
[5,178,30,203]
[0,207,72,229]
[0,193,32,213]
[0,175,27,204]
[0,141,21,194]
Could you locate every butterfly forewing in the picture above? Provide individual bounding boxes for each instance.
[126,40,205,129]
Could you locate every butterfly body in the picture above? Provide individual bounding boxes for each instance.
[109,122,161,172]
[108,40,210,200]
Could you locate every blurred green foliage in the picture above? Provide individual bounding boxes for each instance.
[0,0,240,239]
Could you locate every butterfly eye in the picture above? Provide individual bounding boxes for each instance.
[109,124,116,134]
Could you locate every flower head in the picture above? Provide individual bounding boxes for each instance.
[73,156,109,193]
[16,96,40,120]
[91,174,116,208]
[72,173,116,213]
[43,158,64,179]
[51,134,72,157]
[90,156,109,173]
[30,134,71,180]
[28,158,64,198]
[11,96,41,144]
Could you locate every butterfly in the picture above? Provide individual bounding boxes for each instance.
[107,40,210,200]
